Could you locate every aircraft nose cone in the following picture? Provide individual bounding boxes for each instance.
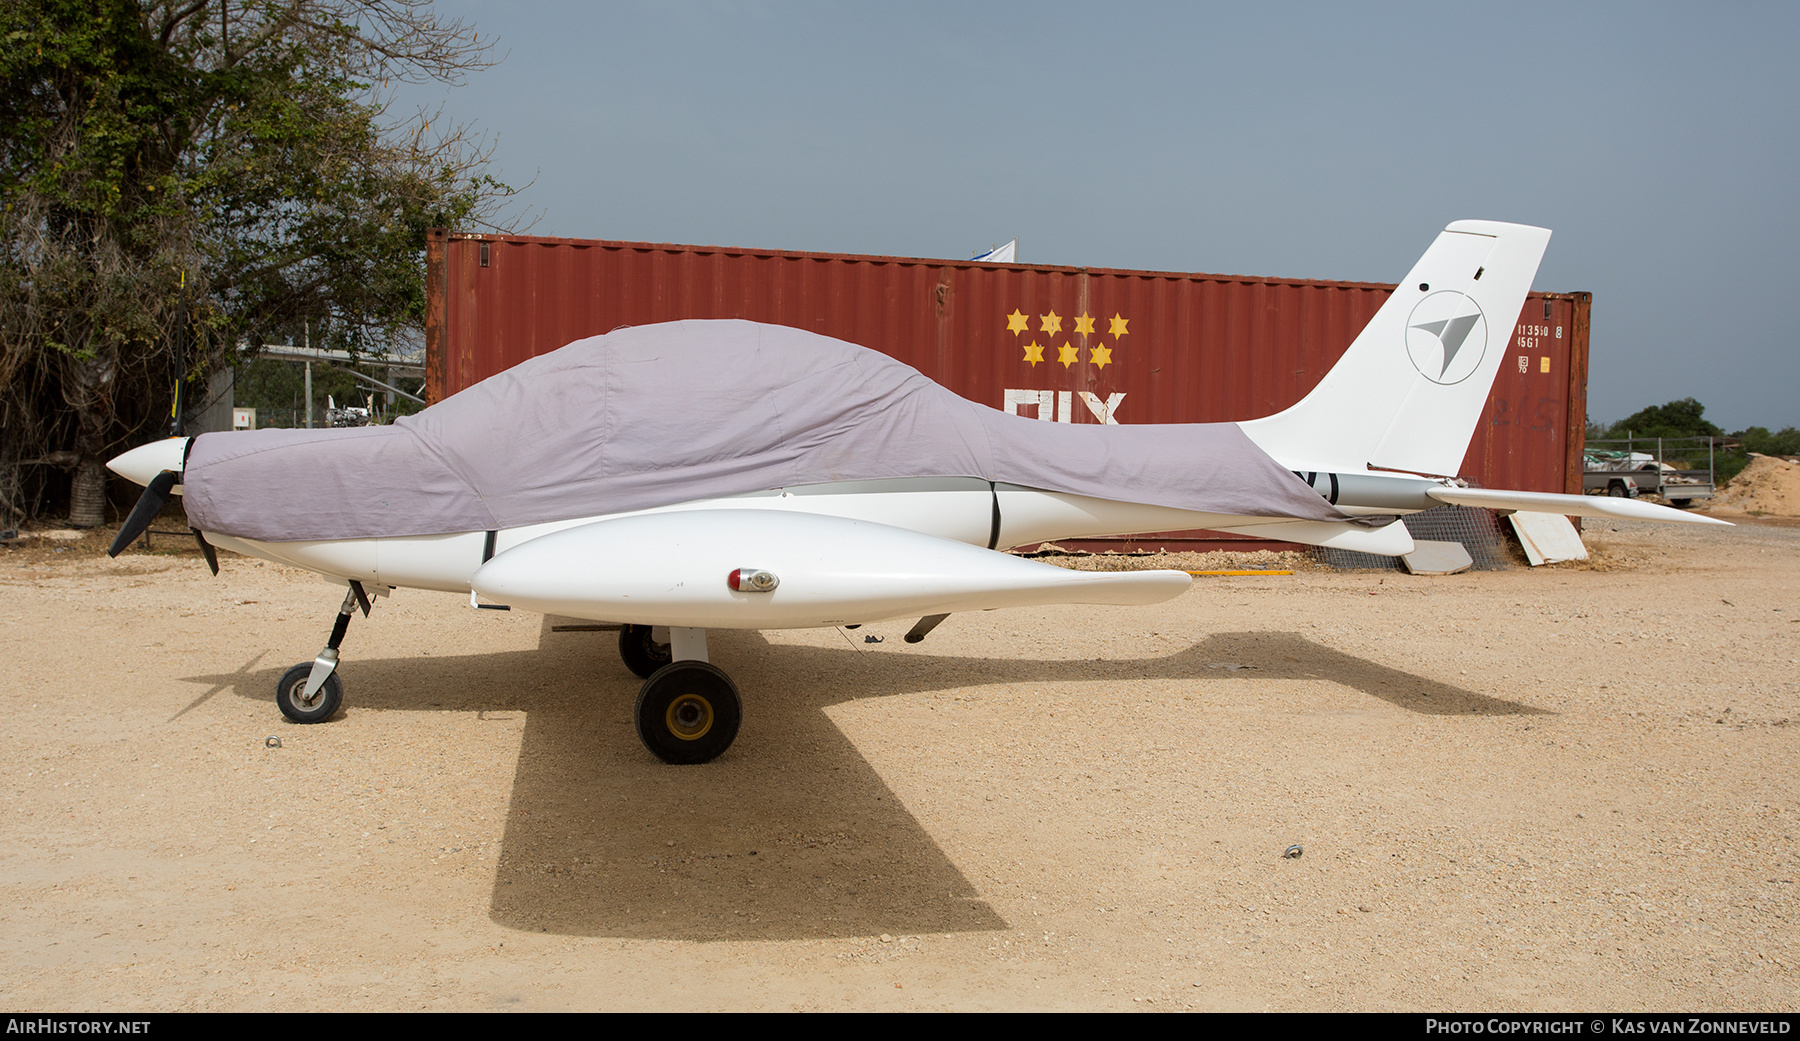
[107,437,190,488]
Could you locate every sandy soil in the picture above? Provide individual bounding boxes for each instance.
[1713,455,1800,517]
[2,517,1797,1011]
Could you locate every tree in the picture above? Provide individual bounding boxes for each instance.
[1737,426,1800,458]
[1596,398,1724,441]
[0,0,512,525]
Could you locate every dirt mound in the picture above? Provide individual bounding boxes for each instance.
[1712,453,1800,515]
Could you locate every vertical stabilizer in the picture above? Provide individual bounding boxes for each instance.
[1238,221,1551,477]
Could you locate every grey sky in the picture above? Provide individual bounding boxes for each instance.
[397,1,1799,430]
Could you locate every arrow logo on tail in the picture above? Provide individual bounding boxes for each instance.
[1410,313,1482,378]
[1403,292,1489,385]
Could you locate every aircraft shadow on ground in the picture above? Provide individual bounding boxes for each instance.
[184,621,1542,940]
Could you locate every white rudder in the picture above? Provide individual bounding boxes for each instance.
[1238,220,1552,478]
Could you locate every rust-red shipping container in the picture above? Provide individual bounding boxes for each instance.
[425,230,1589,549]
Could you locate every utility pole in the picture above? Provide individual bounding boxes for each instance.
[304,321,313,430]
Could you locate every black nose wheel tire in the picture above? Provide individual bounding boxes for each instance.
[276,663,343,723]
[635,660,741,764]
[619,623,673,679]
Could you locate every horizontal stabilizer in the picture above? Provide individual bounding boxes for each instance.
[1425,486,1733,526]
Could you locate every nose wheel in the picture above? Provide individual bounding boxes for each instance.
[276,663,343,723]
[635,660,741,764]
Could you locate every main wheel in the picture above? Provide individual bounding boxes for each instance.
[619,623,672,679]
[634,661,742,764]
[276,663,343,724]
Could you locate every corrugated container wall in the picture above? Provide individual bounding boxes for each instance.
[425,231,1590,548]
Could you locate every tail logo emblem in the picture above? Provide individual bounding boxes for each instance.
[1405,291,1488,385]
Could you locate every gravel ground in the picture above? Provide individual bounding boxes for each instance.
[2,516,1796,1011]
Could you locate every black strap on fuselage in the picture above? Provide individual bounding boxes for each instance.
[1296,471,1340,505]
[986,482,1001,550]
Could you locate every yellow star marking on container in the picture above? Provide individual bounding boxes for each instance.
[1040,311,1063,336]
[1006,309,1030,335]
[1022,341,1045,367]
[1088,342,1113,370]
[1074,313,1096,335]
[1057,342,1079,368]
[1109,314,1129,337]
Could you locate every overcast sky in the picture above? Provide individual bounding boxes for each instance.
[395,1,1799,431]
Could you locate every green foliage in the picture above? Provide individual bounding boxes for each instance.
[1706,426,1800,485]
[1714,448,1751,485]
[1738,426,1800,457]
[233,354,424,428]
[0,1,510,520]
[1585,398,1785,485]
[1592,398,1723,440]
[235,355,355,425]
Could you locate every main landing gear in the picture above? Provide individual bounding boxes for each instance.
[275,581,371,723]
[618,623,672,679]
[619,625,742,765]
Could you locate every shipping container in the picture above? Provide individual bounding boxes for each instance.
[425,230,1590,550]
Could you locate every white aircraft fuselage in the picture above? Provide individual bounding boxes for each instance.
[212,477,1419,601]
[108,431,1442,630]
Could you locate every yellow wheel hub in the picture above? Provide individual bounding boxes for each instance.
[666,694,714,741]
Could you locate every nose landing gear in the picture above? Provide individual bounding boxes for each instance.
[275,581,371,723]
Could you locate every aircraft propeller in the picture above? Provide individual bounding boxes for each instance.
[104,452,220,574]
[106,469,179,558]
[105,418,220,575]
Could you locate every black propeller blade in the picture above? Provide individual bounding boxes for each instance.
[106,470,179,558]
[192,528,219,575]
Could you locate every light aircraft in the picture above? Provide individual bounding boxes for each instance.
[105,220,1725,764]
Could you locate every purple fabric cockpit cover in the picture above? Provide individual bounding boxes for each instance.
[182,320,1352,542]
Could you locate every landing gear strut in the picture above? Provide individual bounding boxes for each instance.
[275,581,370,723]
[620,625,741,764]
[618,623,672,679]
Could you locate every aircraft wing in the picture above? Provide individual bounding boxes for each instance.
[1425,486,1733,526]
[471,509,1193,630]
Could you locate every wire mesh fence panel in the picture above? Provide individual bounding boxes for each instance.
[1312,505,1512,571]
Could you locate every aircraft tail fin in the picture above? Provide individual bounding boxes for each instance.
[1238,221,1552,477]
